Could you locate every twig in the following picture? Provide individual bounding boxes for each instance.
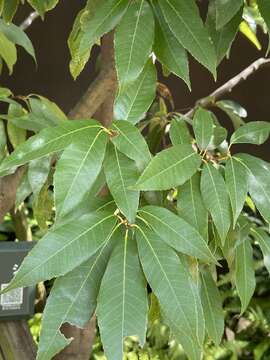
[185,57,270,118]
[20,11,39,31]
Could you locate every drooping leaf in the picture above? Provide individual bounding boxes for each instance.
[134,144,201,191]
[37,236,114,360]
[97,229,148,360]
[0,19,36,62]
[258,0,270,51]
[0,120,103,176]
[251,227,270,274]
[104,143,139,223]
[206,0,242,64]
[115,0,154,87]
[68,0,129,79]
[151,0,190,88]
[225,157,248,227]
[0,31,17,74]
[235,237,255,314]
[33,183,54,231]
[230,121,270,145]
[200,268,224,345]
[169,117,192,146]
[54,129,107,218]
[234,154,270,224]
[1,0,19,22]
[215,0,244,29]
[0,119,6,161]
[157,0,216,76]
[114,60,157,124]
[201,163,231,243]
[27,0,59,17]
[2,211,117,291]
[239,20,262,51]
[136,225,204,360]
[139,205,216,263]
[111,120,152,171]
[215,100,246,129]
[193,107,214,151]
[15,170,32,207]
[177,172,208,240]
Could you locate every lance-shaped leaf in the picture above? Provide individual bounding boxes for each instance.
[134,144,201,191]
[193,108,214,150]
[111,120,151,171]
[230,121,270,145]
[27,0,59,17]
[206,0,242,64]
[104,143,139,223]
[235,238,255,314]
[139,206,216,263]
[258,0,270,51]
[157,0,216,76]
[201,163,231,243]
[200,268,224,345]
[0,31,17,74]
[0,19,36,62]
[136,225,204,360]
[0,120,102,176]
[169,117,192,146]
[1,0,19,22]
[177,172,208,240]
[28,156,51,198]
[69,0,129,79]
[114,60,157,124]
[97,230,148,360]
[225,157,248,227]
[54,129,107,218]
[215,0,244,29]
[115,0,154,87]
[234,154,270,224]
[251,227,270,274]
[1,211,117,292]
[37,237,114,360]
[152,0,190,88]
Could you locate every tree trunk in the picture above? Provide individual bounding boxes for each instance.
[0,320,36,360]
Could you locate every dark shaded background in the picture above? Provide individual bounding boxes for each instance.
[2,0,270,160]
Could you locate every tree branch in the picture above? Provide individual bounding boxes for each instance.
[185,57,270,118]
[20,11,39,31]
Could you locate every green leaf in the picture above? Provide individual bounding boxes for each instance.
[97,229,148,360]
[177,172,208,240]
[251,227,270,275]
[201,163,231,243]
[28,156,51,198]
[68,0,129,79]
[234,154,270,225]
[215,0,244,29]
[54,129,107,218]
[206,0,242,64]
[114,60,157,124]
[235,238,255,314]
[151,0,190,88]
[37,236,114,360]
[0,19,36,62]
[230,121,270,145]
[15,170,32,207]
[193,108,214,151]
[0,120,6,161]
[111,120,152,171]
[0,31,16,74]
[104,143,139,223]
[27,0,59,17]
[2,211,117,291]
[136,225,204,360]
[200,268,224,345]
[157,0,216,76]
[1,0,19,22]
[0,120,102,176]
[134,144,201,191]
[258,0,270,50]
[169,117,192,146]
[225,157,248,228]
[33,184,53,231]
[139,205,216,263]
[115,0,154,87]
[215,100,246,129]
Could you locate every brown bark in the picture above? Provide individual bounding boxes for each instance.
[0,320,37,360]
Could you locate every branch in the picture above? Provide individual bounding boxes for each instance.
[185,57,270,118]
[20,11,39,31]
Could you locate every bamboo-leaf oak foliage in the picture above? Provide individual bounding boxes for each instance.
[1,0,270,359]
